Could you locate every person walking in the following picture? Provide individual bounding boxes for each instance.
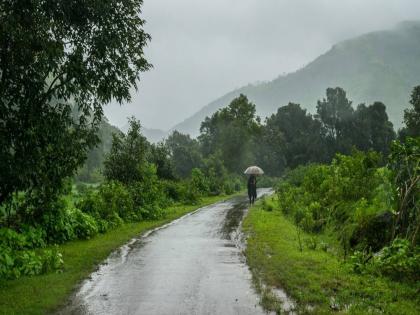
[247,175,257,204]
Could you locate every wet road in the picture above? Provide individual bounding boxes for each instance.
[60,189,272,315]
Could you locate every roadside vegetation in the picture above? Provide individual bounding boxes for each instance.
[0,194,236,315]
[244,196,419,314]
[243,87,419,314]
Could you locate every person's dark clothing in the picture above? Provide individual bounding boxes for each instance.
[247,175,257,204]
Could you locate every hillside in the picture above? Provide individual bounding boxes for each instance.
[171,21,420,136]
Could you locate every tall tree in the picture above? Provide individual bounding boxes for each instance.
[199,94,260,173]
[149,142,176,180]
[353,102,396,155]
[165,131,202,178]
[0,0,151,216]
[257,103,325,175]
[316,87,354,154]
[402,85,420,137]
[103,118,150,185]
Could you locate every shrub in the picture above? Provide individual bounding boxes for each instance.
[161,180,184,202]
[41,246,64,273]
[350,239,420,281]
[21,226,47,249]
[98,181,136,221]
[275,151,396,251]
[190,168,210,195]
[42,199,76,243]
[372,239,420,281]
[71,208,98,239]
[0,228,26,250]
[130,164,170,219]
[0,225,48,251]
[0,246,63,279]
[77,181,136,223]
[16,250,43,276]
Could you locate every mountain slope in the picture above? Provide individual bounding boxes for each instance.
[172,21,420,136]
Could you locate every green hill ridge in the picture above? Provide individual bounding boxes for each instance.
[171,21,420,136]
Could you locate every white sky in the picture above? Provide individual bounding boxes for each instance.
[104,0,420,130]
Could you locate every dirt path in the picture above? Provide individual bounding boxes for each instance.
[60,189,272,315]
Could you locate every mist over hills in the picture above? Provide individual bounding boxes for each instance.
[169,21,420,137]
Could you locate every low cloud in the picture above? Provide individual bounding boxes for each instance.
[104,0,420,130]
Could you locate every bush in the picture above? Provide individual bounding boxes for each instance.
[21,226,47,249]
[0,228,26,250]
[77,181,136,223]
[350,239,420,281]
[129,165,168,219]
[0,245,63,280]
[276,151,395,251]
[161,180,184,202]
[98,181,136,221]
[372,239,420,281]
[42,199,76,243]
[71,208,98,240]
[41,246,64,273]
[190,168,210,195]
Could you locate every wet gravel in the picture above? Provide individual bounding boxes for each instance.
[59,189,272,315]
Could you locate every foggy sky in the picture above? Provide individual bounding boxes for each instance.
[104,0,420,131]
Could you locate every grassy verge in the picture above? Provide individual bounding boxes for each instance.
[0,193,240,315]
[243,196,420,315]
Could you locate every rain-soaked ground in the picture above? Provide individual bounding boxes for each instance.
[59,189,273,315]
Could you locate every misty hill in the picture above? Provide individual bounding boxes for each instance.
[171,21,420,136]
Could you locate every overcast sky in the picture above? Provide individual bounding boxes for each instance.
[104,0,420,131]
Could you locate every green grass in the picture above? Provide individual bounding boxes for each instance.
[0,193,239,315]
[243,196,420,315]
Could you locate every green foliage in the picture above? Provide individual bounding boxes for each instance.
[103,118,150,185]
[149,142,176,180]
[373,239,420,281]
[316,87,354,152]
[254,89,395,177]
[41,246,64,274]
[401,85,420,137]
[128,164,168,220]
[202,151,230,195]
[276,150,394,251]
[166,131,203,178]
[351,239,420,282]
[0,0,151,222]
[190,168,210,195]
[41,199,77,243]
[261,198,275,212]
[199,94,260,173]
[0,244,63,280]
[244,198,420,314]
[353,102,396,155]
[388,137,420,244]
[0,228,27,250]
[258,103,326,175]
[77,182,133,225]
[75,119,121,183]
[71,209,98,240]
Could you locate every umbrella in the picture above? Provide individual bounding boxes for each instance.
[244,166,264,175]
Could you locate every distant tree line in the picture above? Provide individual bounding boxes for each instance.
[164,86,417,179]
